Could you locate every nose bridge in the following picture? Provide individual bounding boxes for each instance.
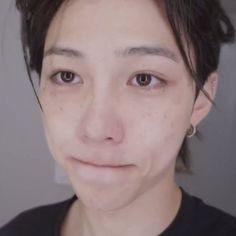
[79,78,124,144]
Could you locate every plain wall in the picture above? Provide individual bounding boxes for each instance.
[0,0,236,227]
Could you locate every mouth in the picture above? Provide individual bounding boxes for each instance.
[77,159,130,168]
[70,157,132,168]
[67,156,136,185]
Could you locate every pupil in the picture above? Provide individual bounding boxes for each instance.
[137,74,151,86]
[61,72,74,82]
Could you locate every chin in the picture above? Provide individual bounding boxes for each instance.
[69,174,142,212]
[79,190,140,212]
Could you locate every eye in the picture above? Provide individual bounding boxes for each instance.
[51,71,82,84]
[129,73,165,89]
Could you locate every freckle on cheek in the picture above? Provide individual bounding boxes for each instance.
[50,91,56,97]
[144,113,152,118]
[40,86,47,94]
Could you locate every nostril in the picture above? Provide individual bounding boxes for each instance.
[105,137,116,142]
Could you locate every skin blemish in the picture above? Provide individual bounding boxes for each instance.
[163,113,167,119]
[49,91,57,97]
[145,113,152,118]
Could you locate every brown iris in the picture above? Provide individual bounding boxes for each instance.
[136,74,153,86]
[60,71,75,83]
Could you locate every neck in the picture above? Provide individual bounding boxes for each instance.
[63,182,182,236]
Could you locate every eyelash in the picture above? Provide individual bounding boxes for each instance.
[50,71,82,85]
[49,70,166,90]
[129,72,166,90]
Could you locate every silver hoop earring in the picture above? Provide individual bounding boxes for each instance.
[186,124,196,138]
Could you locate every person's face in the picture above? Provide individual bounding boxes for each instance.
[40,0,208,210]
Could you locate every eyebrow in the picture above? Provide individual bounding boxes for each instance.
[44,45,179,63]
[44,47,84,58]
[116,46,179,62]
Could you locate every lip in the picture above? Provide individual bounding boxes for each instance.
[67,156,136,185]
[70,156,132,168]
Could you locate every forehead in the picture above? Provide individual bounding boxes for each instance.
[45,0,180,60]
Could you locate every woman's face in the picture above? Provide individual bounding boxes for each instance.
[40,0,200,210]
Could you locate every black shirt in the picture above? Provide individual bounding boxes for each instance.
[1,189,236,236]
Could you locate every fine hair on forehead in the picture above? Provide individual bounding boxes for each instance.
[15,0,235,172]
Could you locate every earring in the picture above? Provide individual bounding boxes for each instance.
[186,124,196,138]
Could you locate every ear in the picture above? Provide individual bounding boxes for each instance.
[190,72,218,127]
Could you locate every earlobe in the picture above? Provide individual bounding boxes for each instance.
[190,72,218,127]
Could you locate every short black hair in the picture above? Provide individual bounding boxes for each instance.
[15,0,235,172]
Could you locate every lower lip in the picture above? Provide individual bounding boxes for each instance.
[67,157,135,185]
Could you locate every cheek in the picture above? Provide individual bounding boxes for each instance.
[128,110,185,153]
[123,95,192,176]
[40,87,81,163]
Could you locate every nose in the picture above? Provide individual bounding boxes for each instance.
[79,95,124,145]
